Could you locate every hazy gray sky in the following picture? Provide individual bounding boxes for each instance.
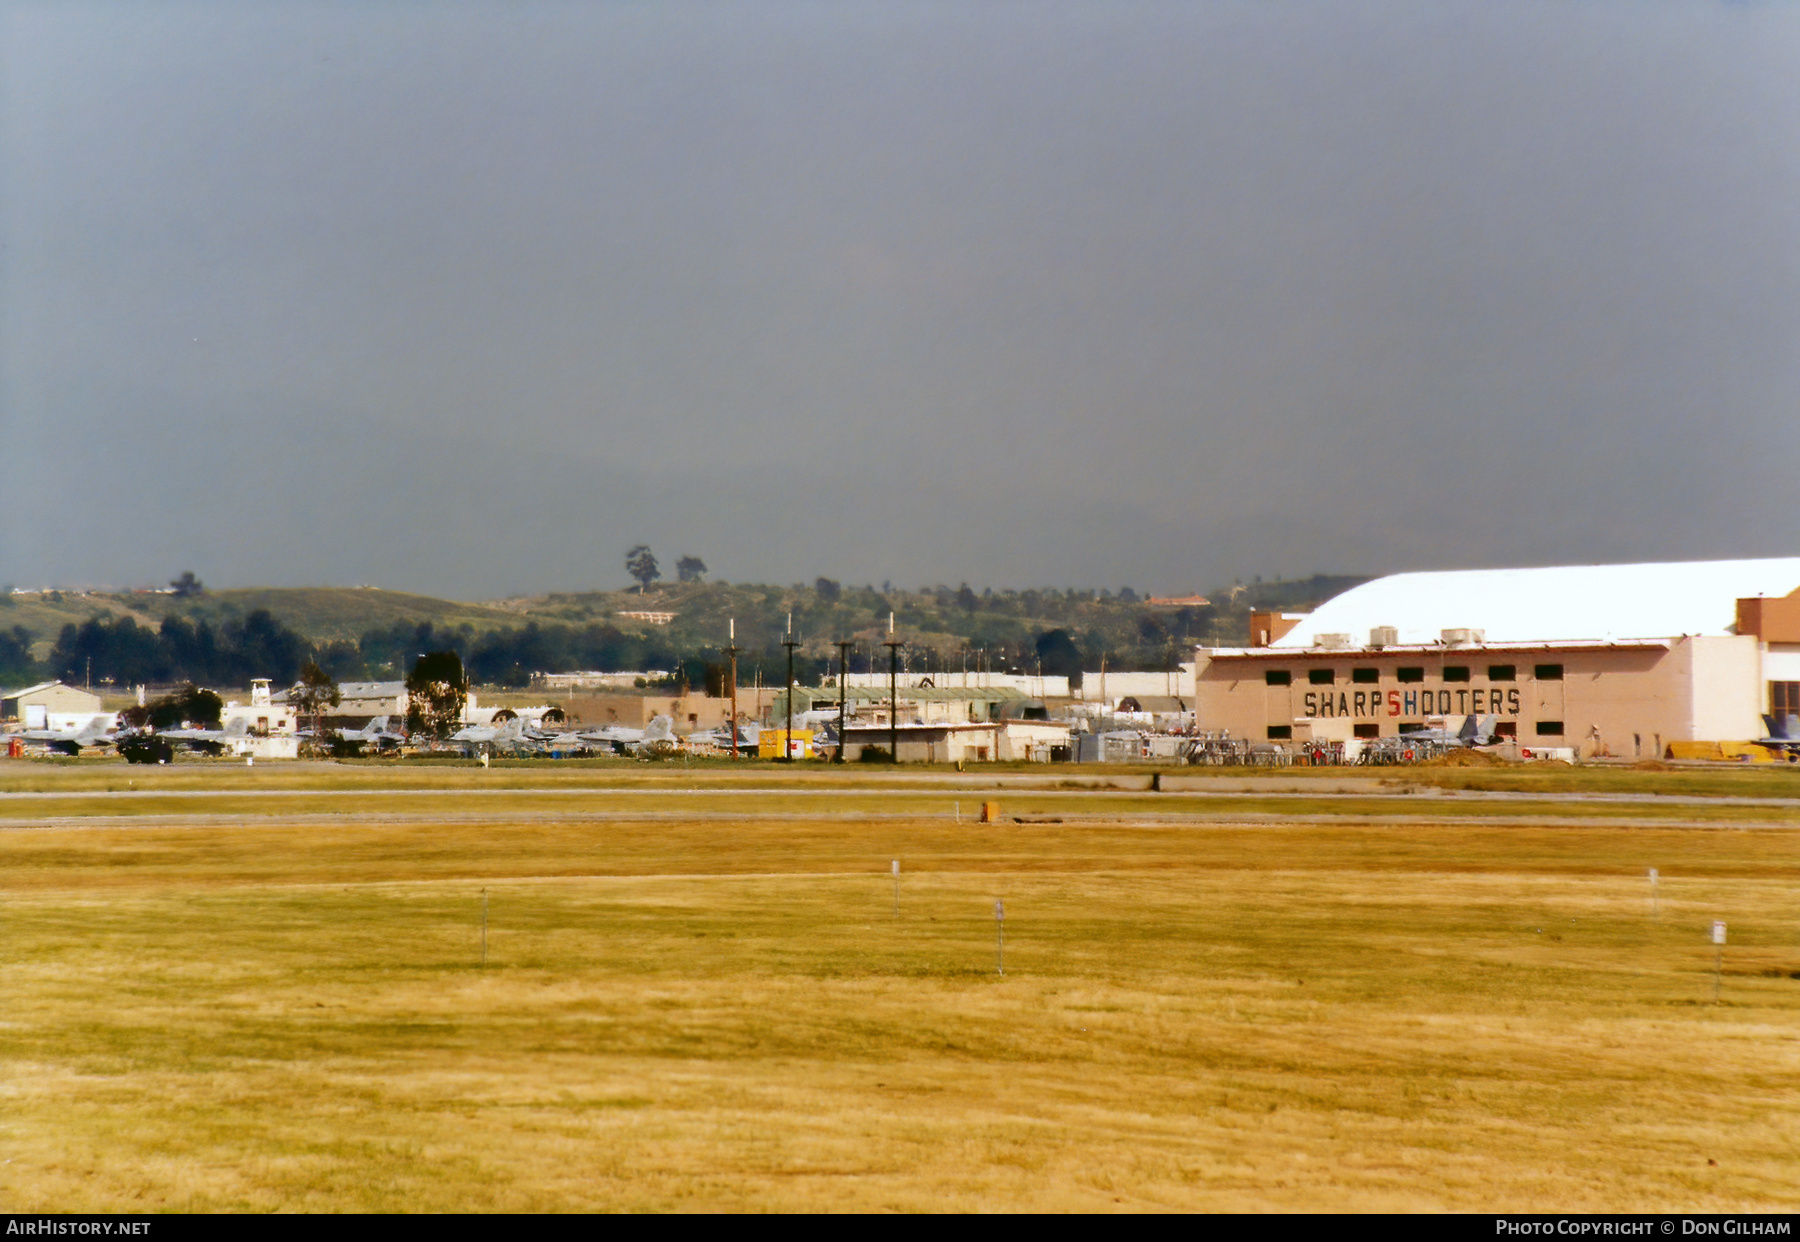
[4,1,1796,599]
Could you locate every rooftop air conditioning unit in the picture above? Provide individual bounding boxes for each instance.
[1315,632,1352,650]
[1369,626,1399,648]
[1441,628,1482,646]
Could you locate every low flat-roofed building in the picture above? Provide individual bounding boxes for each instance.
[535,671,669,691]
[559,689,776,733]
[997,719,1074,762]
[1077,666,1196,702]
[774,683,1033,727]
[1194,558,1800,759]
[840,671,1071,698]
[272,679,479,729]
[2,681,104,729]
[841,722,1001,764]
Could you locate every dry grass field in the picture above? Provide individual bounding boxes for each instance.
[1,760,1797,1211]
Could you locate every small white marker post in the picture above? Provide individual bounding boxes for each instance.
[995,899,1005,975]
[482,887,489,965]
[892,859,900,916]
[1649,868,1659,920]
[1712,920,1726,1002]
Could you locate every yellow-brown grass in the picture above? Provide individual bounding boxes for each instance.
[1,766,1797,1210]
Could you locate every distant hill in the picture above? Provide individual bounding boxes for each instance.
[1,573,1374,675]
[495,573,1371,664]
[0,586,527,651]
[146,587,530,642]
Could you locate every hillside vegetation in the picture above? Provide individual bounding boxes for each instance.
[0,587,521,652]
[510,573,1366,670]
[3,574,1365,690]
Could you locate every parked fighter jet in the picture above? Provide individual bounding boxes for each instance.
[333,715,408,753]
[684,722,760,754]
[576,715,681,757]
[633,715,680,757]
[14,715,117,754]
[152,716,251,755]
[577,722,651,753]
[450,716,525,746]
[537,731,598,756]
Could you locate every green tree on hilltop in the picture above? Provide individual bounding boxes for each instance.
[626,546,660,594]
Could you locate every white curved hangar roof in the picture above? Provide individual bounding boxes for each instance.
[1272,558,1800,649]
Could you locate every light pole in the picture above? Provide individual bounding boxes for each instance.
[782,613,798,763]
[835,639,854,763]
[725,619,740,760]
[883,612,904,764]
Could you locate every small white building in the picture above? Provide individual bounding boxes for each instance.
[997,720,1074,762]
[220,680,296,736]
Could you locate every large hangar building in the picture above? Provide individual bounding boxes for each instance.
[1192,558,1800,759]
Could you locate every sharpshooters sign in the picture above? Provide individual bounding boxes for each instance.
[1301,687,1523,719]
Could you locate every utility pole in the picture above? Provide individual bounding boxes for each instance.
[884,612,904,764]
[835,639,854,763]
[726,618,740,760]
[782,613,798,763]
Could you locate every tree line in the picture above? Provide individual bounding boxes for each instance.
[8,612,1189,693]
[5,570,1370,693]
[17,613,697,691]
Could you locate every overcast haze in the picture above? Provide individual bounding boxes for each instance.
[4,1,1796,599]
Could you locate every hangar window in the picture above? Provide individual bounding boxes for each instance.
[1442,666,1470,682]
[1266,725,1292,740]
[1534,664,1564,681]
[1396,667,1425,684]
[1353,723,1379,739]
[1352,668,1379,684]
[1494,721,1517,737]
[1398,722,1427,734]
[1265,670,1291,686]
[1308,668,1335,685]
[1772,682,1800,716]
[1488,665,1516,681]
[1535,721,1565,737]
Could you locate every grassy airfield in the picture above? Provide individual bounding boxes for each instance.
[1,760,1797,1211]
